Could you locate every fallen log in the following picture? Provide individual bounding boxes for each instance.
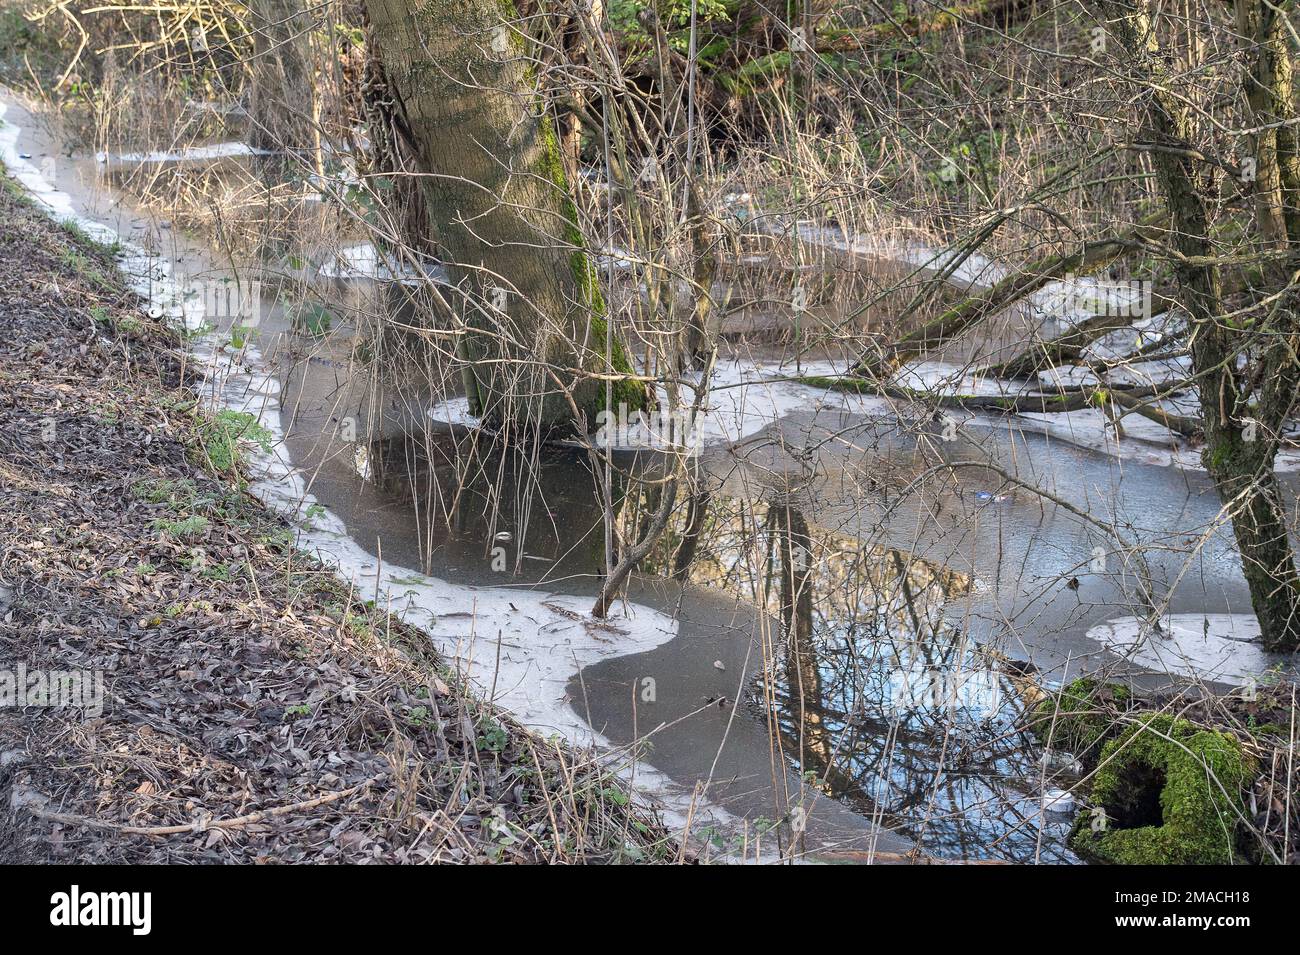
[984,293,1182,379]
[799,374,1179,417]
[1109,390,1202,437]
[852,214,1167,379]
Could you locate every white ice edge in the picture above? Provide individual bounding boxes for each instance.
[0,100,745,847]
[95,141,276,164]
[427,352,1300,471]
[317,241,449,285]
[1088,614,1285,684]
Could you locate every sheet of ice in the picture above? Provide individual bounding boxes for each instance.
[1015,398,1300,473]
[95,141,276,164]
[773,217,1009,289]
[2,106,77,221]
[182,100,248,117]
[319,242,383,279]
[1014,406,1185,468]
[427,395,478,429]
[429,357,895,450]
[723,200,1161,347]
[1035,364,1102,390]
[890,242,1006,288]
[1089,614,1289,684]
[318,241,449,285]
[784,216,1007,287]
[1030,274,1153,331]
[893,360,1022,397]
[1,104,207,332]
[594,246,635,270]
[1107,355,1192,387]
[686,357,882,445]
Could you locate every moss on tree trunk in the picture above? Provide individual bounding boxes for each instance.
[1106,0,1300,652]
[365,0,647,434]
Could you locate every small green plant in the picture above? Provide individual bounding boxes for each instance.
[289,300,334,337]
[182,321,217,341]
[261,529,295,553]
[476,717,509,754]
[283,703,312,721]
[228,324,254,349]
[483,809,523,859]
[600,786,630,807]
[302,502,326,528]
[344,613,371,638]
[59,217,121,257]
[199,410,273,472]
[200,561,238,582]
[131,476,200,508]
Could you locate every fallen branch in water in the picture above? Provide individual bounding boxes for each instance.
[983,302,1181,380]
[798,373,1197,434]
[851,213,1168,379]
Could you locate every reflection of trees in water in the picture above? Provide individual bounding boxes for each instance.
[769,503,834,778]
[369,432,616,577]
[650,490,1070,862]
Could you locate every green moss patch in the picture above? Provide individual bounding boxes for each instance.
[1071,714,1253,865]
[1031,677,1133,761]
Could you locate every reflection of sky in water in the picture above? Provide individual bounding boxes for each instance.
[761,614,1079,863]
[661,495,1079,862]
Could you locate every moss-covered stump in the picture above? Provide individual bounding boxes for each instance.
[1070,714,1254,864]
[1031,678,1133,763]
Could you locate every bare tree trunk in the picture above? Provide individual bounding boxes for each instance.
[360,22,434,260]
[1230,0,1300,651]
[364,0,646,433]
[672,482,712,580]
[771,501,833,854]
[1107,0,1300,652]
